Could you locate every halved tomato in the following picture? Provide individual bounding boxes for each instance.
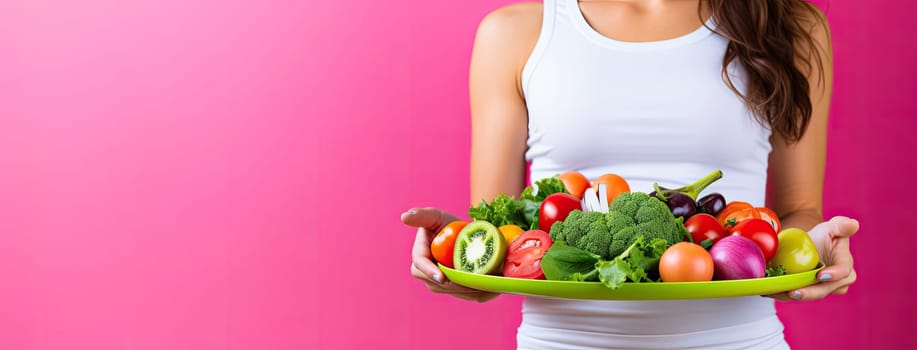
[503,230,553,279]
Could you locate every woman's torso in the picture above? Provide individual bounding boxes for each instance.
[515,0,785,348]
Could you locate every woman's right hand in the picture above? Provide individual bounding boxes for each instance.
[402,207,500,302]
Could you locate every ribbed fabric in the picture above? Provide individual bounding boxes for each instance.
[518,0,785,348]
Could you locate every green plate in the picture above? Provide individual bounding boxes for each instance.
[439,263,824,300]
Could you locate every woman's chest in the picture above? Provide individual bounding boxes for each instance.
[524,40,772,170]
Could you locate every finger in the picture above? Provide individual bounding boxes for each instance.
[412,269,481,294]
[788,269,857,301]
[401,207,456,230]
[445,292,492,302]
[425,281,489,295]
[817,237,854,282]
[828,216,859,238]
[425,282,501,302]
[411,257,444,284]
[764,292,794,302]
[410,262,433,282]
[474,293,501,303]
[421,279,492,296]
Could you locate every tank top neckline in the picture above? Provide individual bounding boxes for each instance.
[565,0,717,51]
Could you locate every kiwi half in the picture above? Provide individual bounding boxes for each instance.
[453,221,507,275]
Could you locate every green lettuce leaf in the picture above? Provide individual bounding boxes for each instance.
[521,177,568,202]
[596,236,669,289]
[766,265,787,277]
[468,194,528,227]
[469,176,569,230]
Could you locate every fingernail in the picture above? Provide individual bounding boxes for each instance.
[791,291,802,300]
[432,273,442,283]
[819,273,832,282]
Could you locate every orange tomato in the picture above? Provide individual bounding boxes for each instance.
[716,201,781,232]
[659,242,715,282]
[592,173,630,205]
[715,201,753,225]
[430,221,468,268]
[498,224,525,244]
[558,171,590,199]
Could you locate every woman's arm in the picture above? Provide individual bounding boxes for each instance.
[469,3,542,203]
[766,10,832,231]
[766,9,858,301]
[403,3,542,303]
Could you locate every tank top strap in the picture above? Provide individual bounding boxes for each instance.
[522,0,558,96]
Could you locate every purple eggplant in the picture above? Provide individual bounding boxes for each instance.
[651,170,723,219]
[663,192,697,219]
[652,170,722,201]
[697,193,726,216]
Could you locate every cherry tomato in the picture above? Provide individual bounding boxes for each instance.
[770,228,820,274]
[684,213,728,245]
[498,224,525,244]
[539,193,582,231]
[592,173,630,205]
[659,242,714,282]
[729,218,778,261]
[559,171,590,199]
[430,221,467,268]
[503,230,554,279]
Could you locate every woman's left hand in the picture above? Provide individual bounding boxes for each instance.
[771,216,859,301]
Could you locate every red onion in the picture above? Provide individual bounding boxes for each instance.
[709,235,766,280]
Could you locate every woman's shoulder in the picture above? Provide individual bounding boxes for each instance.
[473,3,543,69]
[475,2,542,45]
[482,2,542,24]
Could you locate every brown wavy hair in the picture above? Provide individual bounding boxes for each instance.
[704,1,829,143]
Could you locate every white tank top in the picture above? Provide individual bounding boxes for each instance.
[518,0,787,348]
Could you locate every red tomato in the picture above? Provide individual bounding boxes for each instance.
[659,242,714,282]
[729,218,778,261]
[684,213,729,245]
[539,193,582,231]
[559,171,590,199]
[430,221,467,268]
[591,173,630,205]
[727,207,782,233]
[503,230,554,279]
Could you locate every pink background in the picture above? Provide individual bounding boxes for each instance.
[0,0,914,349]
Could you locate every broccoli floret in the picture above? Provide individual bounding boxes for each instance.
[576,217,613,258]
[548,210,612,258]
[549,210,587,244]
[606,192,687,257]
[548,193,686,261]
[548,219,567,243]
[561,211,596,245]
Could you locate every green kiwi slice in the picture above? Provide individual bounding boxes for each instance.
[453,221,507,275]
